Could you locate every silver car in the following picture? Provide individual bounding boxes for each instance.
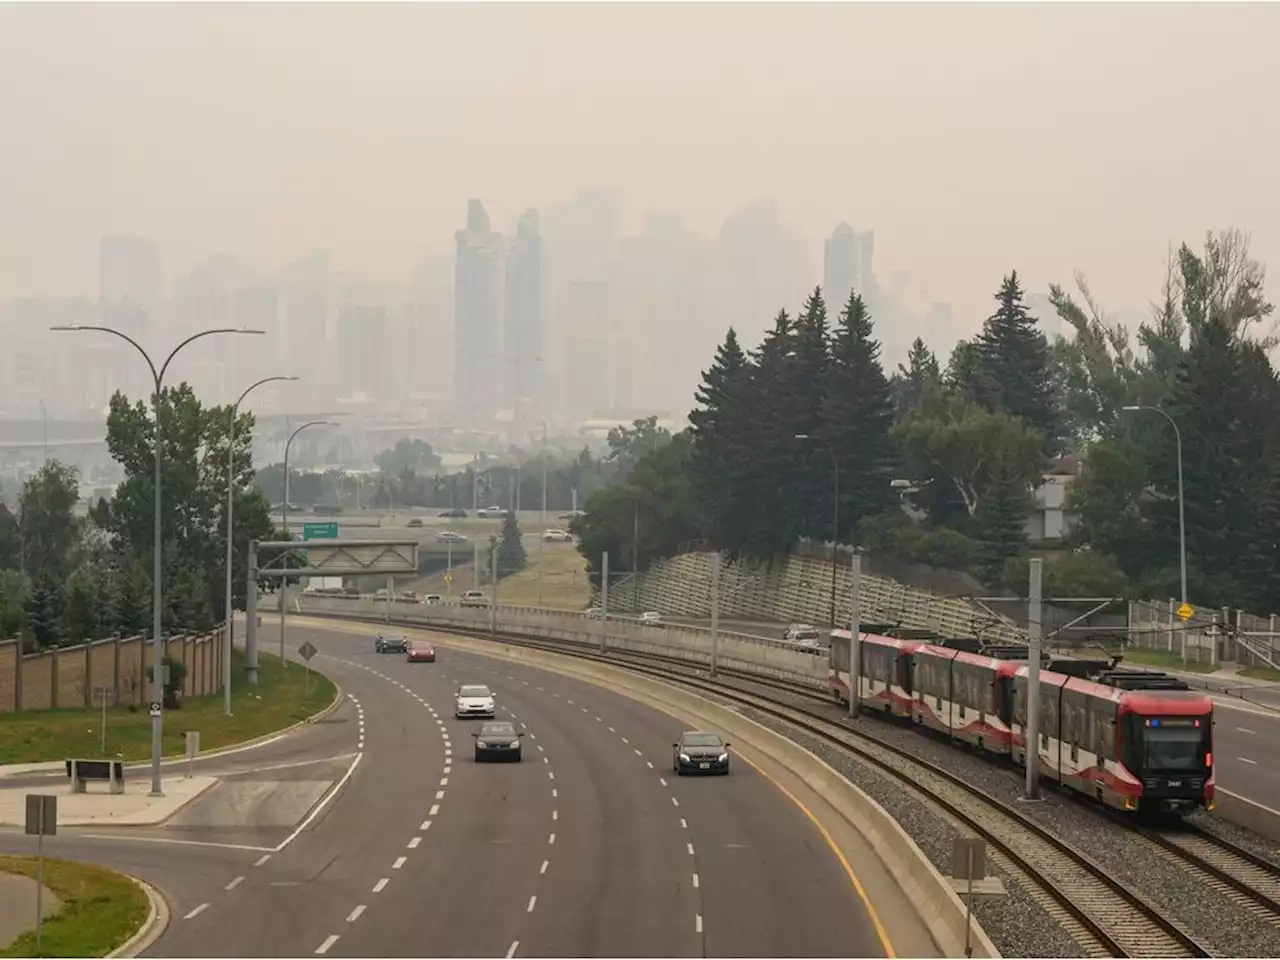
[455,684,496,719]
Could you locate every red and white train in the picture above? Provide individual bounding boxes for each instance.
[827,628,1216,814]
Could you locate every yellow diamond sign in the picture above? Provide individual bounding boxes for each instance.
[443,573,453,584]
[1176,602,1194,622]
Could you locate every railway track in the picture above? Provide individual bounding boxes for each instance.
[300,609,1280,954]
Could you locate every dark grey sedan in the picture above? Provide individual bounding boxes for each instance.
[374,633,408,654]
[673,730,731,776]
[472,721,524,762]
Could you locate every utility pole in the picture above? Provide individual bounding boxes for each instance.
[849,551,861,719]
[600,551,610,654]
[1025,558,1044,800]
[709,551,720,677]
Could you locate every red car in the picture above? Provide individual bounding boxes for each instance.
[406,641,436,663]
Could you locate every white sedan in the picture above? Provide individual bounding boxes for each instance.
[455,684,496,719]
[541,528,573,542]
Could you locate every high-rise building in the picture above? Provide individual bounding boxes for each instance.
[100,236,160,312]
[453,199,503,420]
[823,222,876,316]
[336,303,390,402]
[503,209,544,418]
[560,280,611,416]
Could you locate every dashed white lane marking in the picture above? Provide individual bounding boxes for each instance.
[540,859,549,875]
[421,819,433,831]
[551,788,558,798]
[548,770,555,780]
[552,810,558,820]
[634,748,642,757]
[1240,756,1259,765]
[315,934,340,955]
[225,875,244,891]
[1238,727,1257,735]
[671,796,680,807]
[506,941,520,958]
[254,854,271,867]
[408,837,421,849]
[536,686,543,691]
[538,745,545,753]
[595,716,602,722]
[373,878,389,893]
[440,776,449,786]
[567,699,574,705]
[527,895,538,913]
[680,818,688,829]
[621,736,629,744]
[429,804,440,816]
[549,832,556,845]
[693,872,700,888]
[543,755,549,763]
[696,914,703,933]
[393,856,407,869]
[436,789,446,799]
[608,726,616,733]
[184,903,210,920]
[687,842,695,855]
[347,905,366,922]
[660,777,668,787]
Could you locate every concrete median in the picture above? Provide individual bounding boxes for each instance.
[296,613,999,958]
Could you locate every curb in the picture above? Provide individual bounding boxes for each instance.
[0,665,345,780]
[106,874,169,958]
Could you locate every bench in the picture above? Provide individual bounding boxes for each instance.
[64,759,126,794]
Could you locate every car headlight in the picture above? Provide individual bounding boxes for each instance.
[718,753,729,762]
[484,700,494,709]
[679,753,691,762]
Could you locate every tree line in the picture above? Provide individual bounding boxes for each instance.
[573,229,1280,616]
[0,385,278,649]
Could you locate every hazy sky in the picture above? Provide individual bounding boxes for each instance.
[3,2,1278,335]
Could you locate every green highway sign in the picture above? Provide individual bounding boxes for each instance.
[303,522,339,540]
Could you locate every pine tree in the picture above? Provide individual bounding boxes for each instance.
[823,292,897,537]
[973,272,1059,449]
[496,513,527,576]
[24,578,66,649]
[892,338,942,416]
[1240,451,1280,615]
[689,328,754,551]
[739,310,799,558]
[787,288,834,543]
[974,464,1030,581]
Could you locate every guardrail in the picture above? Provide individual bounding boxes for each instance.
[292,595,829,688]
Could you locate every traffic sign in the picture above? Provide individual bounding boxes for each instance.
[443,573,453,584]
[303,522,339,540]
[149,701,162,718]
[1176,602,1194,622]
[297,640,318,662]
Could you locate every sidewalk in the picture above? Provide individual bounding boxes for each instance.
[0,871,60,950]
[0,775,217,828]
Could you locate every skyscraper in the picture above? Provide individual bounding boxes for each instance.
[453,199,502,420]
[503,209,544,418]
[823,223,876,314]
[100,235,161,401]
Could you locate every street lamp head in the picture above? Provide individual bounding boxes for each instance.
[794,433,812,440]
[1121,405,1140,412]
[235,328,267,335]
[49,325,89,332]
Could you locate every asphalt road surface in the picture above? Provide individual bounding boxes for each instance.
[0,624,893,958]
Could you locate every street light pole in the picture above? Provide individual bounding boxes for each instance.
[224,376,298,716]
[1122,405,1188,605]
[795,434,840,628]
[51,324,264,797]
[279,420,337,669]
[540,421,548,527]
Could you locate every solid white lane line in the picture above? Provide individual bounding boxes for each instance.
[254,854,272,866]
[429,804,440,816]
[1240,756,1259,764]
[506,941,520,958]
[224,876,244,891]
[696,914,703,933]
[408,837,421,849]
[184,903,210,920]
[693,872,700,888]
[527,895,537,913]
[540,860,549,875]
[1238,727,1258,735]
[373,878,389,893]
[347,905,366,922]
[393,856,407,869]
[316,934,340,954]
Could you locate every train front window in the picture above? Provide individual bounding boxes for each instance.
[1142,721,1205,773]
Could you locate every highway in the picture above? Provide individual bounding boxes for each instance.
[0,622,902,958]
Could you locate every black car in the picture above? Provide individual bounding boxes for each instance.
[374,633,408,654]
[472,721,524,762]
[673,730,731,776]
[439,508,468,518]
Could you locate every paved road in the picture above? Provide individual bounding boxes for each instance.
[1,624,896,958]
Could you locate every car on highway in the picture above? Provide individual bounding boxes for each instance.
[559,510,586,521]
[541,528,573,542]
[406,640,436,663]
[407,518,423,528]
[375,633,409,654]
[783,624,823,648]
[438,508,468,518]
[638,611,663,624]
[472,720,524,762]
[477,506,508,519]
[461,589,489,607]
[673,730,731,776]
[586,606,604,619]
[456,684,496,719]
[437,530,468,544]
[423,593,443,605]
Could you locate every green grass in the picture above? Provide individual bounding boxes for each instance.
[0,856,149,958]
[495,542,590,610]
[0,649,336,766]
[1238,664,1280,683]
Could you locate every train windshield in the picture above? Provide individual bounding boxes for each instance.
[1142,720,1205,773]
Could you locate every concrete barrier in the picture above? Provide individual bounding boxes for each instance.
[296,610,999,958]
[294,595,829,687]
[1216,789,1280,843]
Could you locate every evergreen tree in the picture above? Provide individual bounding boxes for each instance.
[116,561,152,636]
[24,577,66,649]
[65,567,103,643]
[1239,450,1280,615]
[974,464,1030,581]
[823,292,897,537]
[787,288,834,543]
[688,328,754,551]
[892,338,942,416]
[496,513,527,576]
[973,272,1059,449]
